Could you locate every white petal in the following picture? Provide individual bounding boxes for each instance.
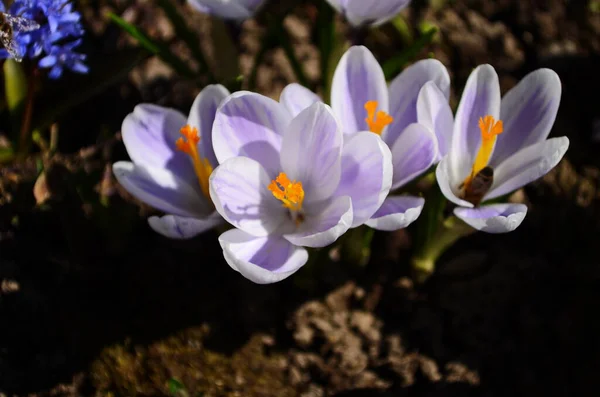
[148,212,222,239]
[450,64,501,185]
[454,203,527,234]
[113,161,209,217]
[416,81,454,160]
[435,156,474,208]
[285,196,353,248]
[187,84,230,167]
[485,136,569,200]
[365,195,424,231]
[280,103,342,203]
[209,157,288,237]
[220,229,308,284]
[280,83,322,117]
[331,46,388,135]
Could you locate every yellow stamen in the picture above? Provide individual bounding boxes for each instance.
[364,100,393,135]
[462,115,503,188]
[268,172,305,213]
[175,125,213,200]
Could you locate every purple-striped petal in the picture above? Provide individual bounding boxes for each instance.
[187,0,264,20]
[147,212,222,239]
[335,131,392,227]
[454,203,527,234]
[386,59,451,146]
[209,157,287,237]
[220,229,308,284]
[284,196,353,248]
[450,64,501,186]
[435,156,474,208]
[213,91,291,177]
[484,136,569,201]
[187,84,230,168]
[365,195,424,231]
[113,161,209,217]
[341,0,411,27]
[490,69,562,167]
[281,103,342,203]
[121,104,194,180]
[280,83,322,117]
[389,123,437,190]
[331,46,388,135]
[417,81,454,160]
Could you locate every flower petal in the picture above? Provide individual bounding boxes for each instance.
[213,91,291,177]
[417,81,454,160]
[285,196,353,248]
[187,84,230,168]
[113,161,209,217]
[331,46,388,135]
[281,103,342,203]
[147,212,222,239]
[220,229,308,284]
[450,64,501,186]
[343,0,411,27]
[490,69,562,166]
[389,123,438,190]
[454,203,527,234]
[386,59,451,146]
[484,136,569,200]
[280,83,322,117]
[435,156,475,208]
[121,104,193,180]
[187,0,263,20]
[365,195,424,231]
[335,131,392,227]
[209,157,287,237]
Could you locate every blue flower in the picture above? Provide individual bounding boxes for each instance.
[0,0,87,79]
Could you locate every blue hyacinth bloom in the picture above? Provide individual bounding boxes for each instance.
[0,0,87,79]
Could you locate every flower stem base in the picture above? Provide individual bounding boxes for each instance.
[411,216,475,284]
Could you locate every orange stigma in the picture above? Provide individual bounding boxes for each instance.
[364,100,393,135]
[176,125,213,200]
[268,173,305,213]
[462,115,503,188]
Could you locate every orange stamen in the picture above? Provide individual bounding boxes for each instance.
[175,125,213,200]
[268,172,305,213]
[462,115,503,189]
[364,100,393,135]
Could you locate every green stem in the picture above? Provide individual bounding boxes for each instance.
[18,67,37,157]
[411,216,474,283]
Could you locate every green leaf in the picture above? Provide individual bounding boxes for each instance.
[168,378,188,396]
[268,16,309,87]
[155,0,215,81]
[382,26,438,80]
[107,12,197,79]
[210,19,241,83]
[30,47,149,132]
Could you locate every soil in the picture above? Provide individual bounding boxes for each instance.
[1,0,600,396]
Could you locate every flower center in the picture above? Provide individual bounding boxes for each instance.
[176,124,213,200]
[364,100,393,135]
[268,172,305,224]
[461,115,503,191]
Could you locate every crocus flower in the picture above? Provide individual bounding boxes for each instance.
[280,45,450,231]
[187,0,265,20]
[209,94,392,283]
[429,64,568,233]
[325,0,411,27]
[113,85,230,238]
